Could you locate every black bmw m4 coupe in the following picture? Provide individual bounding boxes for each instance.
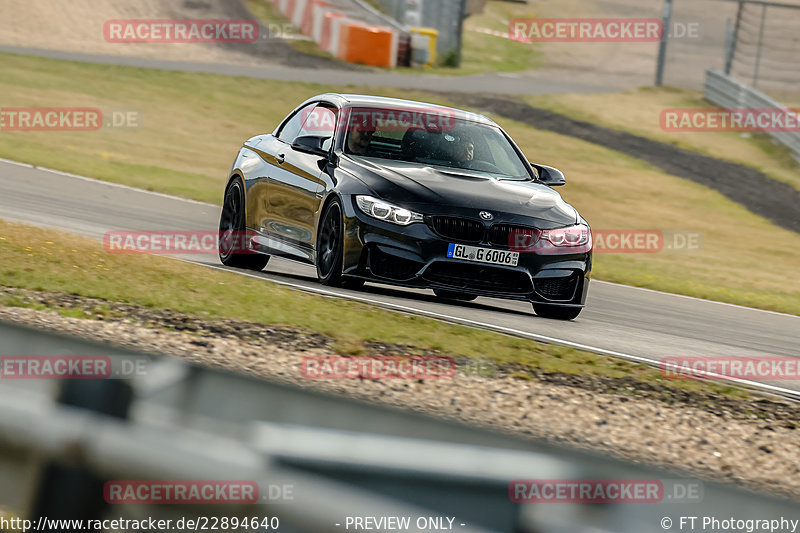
[219,94,592,320]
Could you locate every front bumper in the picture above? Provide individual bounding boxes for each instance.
[342,198,592,306]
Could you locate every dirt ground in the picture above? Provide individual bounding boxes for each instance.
[0,0,337,68]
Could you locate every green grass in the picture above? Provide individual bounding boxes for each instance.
[0,219,749,399]
[454,26,540,74]
[0,51,798,315]
[456,0,541,74]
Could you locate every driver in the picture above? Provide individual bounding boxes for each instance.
[454,138,475,163]
[448,131,475,165]
[347,116,376,155]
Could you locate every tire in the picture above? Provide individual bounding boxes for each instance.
[219,178,270,271]
[433,289,478,302]
[532,303,582,320]
[316,198,364,290]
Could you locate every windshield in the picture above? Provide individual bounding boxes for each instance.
[343,107,532,179]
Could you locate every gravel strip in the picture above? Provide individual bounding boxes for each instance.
[0,298,799,502]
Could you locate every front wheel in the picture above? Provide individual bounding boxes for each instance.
[219,178,270,271]
[532,303,582,321]
[316,198,364,290]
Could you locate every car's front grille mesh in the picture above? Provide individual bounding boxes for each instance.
[368,247,422,280]
[488,224,540,249]
[428,217,541,248]
[427,217,484,243]
[423,262,532,294]
[535,275,579,301]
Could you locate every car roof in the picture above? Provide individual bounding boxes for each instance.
[307,93,498,127]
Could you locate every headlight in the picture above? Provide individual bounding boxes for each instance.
[526,224,591,254]
[355,196,424,226]
[541,224,591,247]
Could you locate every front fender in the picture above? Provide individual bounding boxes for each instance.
[326,168,374,274]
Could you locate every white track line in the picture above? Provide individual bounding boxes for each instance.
[186,260,800,402]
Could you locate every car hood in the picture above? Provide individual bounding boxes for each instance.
[343,157,579,225]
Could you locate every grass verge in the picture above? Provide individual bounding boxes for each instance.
[0,219,750,400]
[0,51,798,315]
[457,0,541,74]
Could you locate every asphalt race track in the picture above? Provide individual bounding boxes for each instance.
[2,159,799,394]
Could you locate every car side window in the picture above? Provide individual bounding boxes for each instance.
[277,103,316,144]
[298,105,337,141]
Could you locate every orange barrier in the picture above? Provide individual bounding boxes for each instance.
[337,23,396,67]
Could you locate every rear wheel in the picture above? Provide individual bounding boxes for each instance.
[219,178,270,271]
[532,303,582,321]
[316,198,364,290]
[433,289,478,302]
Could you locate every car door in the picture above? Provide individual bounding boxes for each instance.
[267,104,338,261]
[245,105,310,247]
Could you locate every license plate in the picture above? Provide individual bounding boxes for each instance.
[447,243,519,267]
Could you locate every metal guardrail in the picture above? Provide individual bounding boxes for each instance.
[704,68,800,161]
[1,319,799,533]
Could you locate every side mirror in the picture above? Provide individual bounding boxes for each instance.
[530,163,566,187]
[292,135,330,157]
